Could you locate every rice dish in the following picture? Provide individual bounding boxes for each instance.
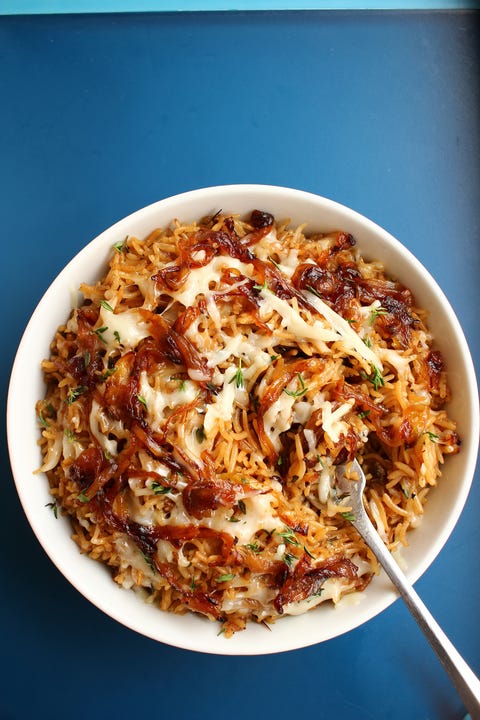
[37,209,460,636]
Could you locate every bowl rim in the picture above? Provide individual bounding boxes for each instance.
[7,184,480,655]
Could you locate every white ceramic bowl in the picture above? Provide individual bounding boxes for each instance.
[7,185,479,655]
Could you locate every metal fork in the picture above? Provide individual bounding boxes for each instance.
[335,459,480,719]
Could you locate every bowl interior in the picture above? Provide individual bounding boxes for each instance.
[7,185,479,655]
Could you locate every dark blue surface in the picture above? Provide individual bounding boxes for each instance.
[1,11,479,720]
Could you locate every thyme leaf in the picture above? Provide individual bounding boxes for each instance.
[361,364,385,391]
[66,386,87,405]
[276,527,301,546]
[137,394,148,409]
[228,359,244,389]
[195,426,206,443]
[45,501,58,519]
[283,373,308,398]
[113,238,127,253]
[369,306,389,324]
[92,326,108,343]
[151,482,171,495]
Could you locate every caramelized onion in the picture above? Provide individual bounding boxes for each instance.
[274,555,358,613]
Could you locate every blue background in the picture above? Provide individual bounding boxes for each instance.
[1,10,479,720]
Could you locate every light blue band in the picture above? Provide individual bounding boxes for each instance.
[1,0,478,13]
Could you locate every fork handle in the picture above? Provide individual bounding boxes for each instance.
[355,514,480,719]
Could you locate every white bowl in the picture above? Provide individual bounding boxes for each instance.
[7,185,479,655]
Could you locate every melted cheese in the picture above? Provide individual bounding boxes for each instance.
[318,399,355,443]
[262,391,296,452]
[141,485,280,548]
[221,575,277,616]
[206,292,222,329]
[169,256,254,306]
[99,307,151,351]
[259,290,338,352]
[293,401,313,424]
[89,400,119,456]
[253,228,301,279]
[378,347,414,382]
[317,464,334,505]
[301,291,383,371]
[282,577,354,616]
[114,535,156,588]
[251,227,278,262]
[205,333,272,372]
[138,372,198,432]
[203,492,279,545]
[204,367,238,436]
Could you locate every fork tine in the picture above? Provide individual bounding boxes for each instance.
[335,459,366,494]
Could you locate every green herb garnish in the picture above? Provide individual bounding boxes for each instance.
[140,551,156,574]
[113,238,127,253]
[371,365,385,391]
[283,373,308,398]
[238,499,247,514]
[369,306,389,324]
[228,359,245,389]
[306,284,321,298]
[276,527,301,547]
[268,255,282,271]
[195,426,206,443]
[151,482,171,495]
[245,542,262,554]
[66,386,87,405]
[361,365,385,392]
[45,501,58,519]
[340,511,356,522]
[100,367,117,382]
[100,300,114,312]
[37,411,50,428]
[137,394,148,409]
[216,573,235,583]
[93,326,108,343]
